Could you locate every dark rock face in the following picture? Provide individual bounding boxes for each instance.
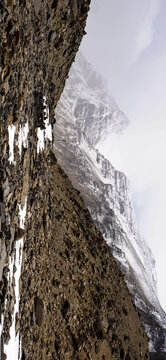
[150,354,166,360]
[0,1,149,359]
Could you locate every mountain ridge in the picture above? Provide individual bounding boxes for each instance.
[54,51,166,354]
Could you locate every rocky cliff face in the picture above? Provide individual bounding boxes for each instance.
[54,52,166,355]
[0,1,150,360]
[19,152,150,360]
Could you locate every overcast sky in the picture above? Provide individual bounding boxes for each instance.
[80,0,166,311]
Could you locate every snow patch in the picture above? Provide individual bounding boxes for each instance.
[43,96,52,142]
[80,138,114,186]
[4,198,27,360]
[8,125,16,164]
[0,315,4,360]
[37,127,45,153]
[37,96,52,153]
[17,122,29,157]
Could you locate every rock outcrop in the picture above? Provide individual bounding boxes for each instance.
[0,1,150,359]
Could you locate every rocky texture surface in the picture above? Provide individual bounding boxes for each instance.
[54,52,166,355]
[19,151,149,360]
[0,1,150,359]
[0,0,89,357]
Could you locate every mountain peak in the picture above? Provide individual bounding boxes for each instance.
[54,50,166,355]
[62,51,129,147]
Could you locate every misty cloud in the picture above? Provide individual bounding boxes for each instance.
[133,0,162,63]
[80,0,166,310]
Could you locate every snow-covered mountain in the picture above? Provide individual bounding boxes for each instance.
[60,51,129,147]
[53,52,166,354]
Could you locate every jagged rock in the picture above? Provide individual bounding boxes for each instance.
[0,0,150,359]
[0,0,90,356]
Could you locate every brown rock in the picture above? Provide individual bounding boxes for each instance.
[0,1,149,359]
[15,226,25,241]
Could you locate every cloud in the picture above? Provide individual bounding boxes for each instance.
[98,108,166,311]
[81,0,166,311]
[133,0,162,62]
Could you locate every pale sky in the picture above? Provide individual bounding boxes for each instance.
[80,0,166,311]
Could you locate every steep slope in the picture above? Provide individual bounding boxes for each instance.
[19,150,149,360]
[0,0,89,357]
[0,1,150,360]
[54,52,166,355]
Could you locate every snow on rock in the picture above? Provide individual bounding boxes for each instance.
[43,96,52,142]
[37,96,52,153]
[37,127,45,153]
[17,122,29,157]
[8,97,52,160]
[80,141,161,311]
[8,125,16,165]
[54,51,166,352]
[4,198,27,360]
[5,95,52,357]
[55,51,129,148]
